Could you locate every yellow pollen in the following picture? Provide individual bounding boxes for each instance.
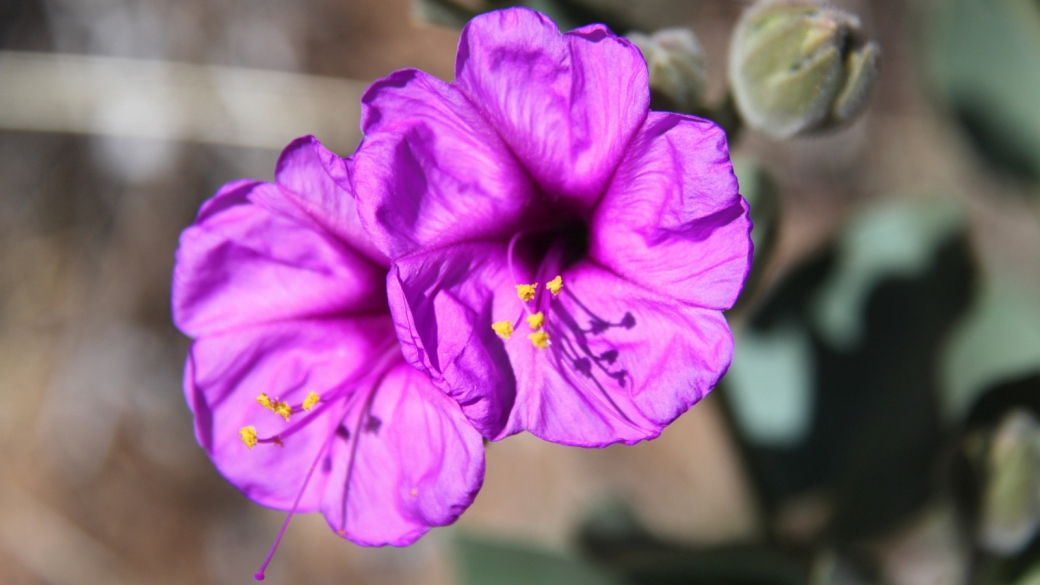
[257,393,274,410]
[302,392,321,411]
[526,312,545,329]
[273,401,292,421]
[239,426,258,449]
[492,320,514,340]
[516,284,538,302]
[528,330,550,349]
[546,275,563,296]
[410,489,418,497]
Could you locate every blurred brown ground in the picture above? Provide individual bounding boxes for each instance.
[2,0,1038,584]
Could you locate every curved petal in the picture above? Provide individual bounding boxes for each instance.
[354,69,539,259]
[268,136,389,269]
[498,262,735,446]
[184,316,398,512]
[320,361,485,545]
[386,242,520,438]
[172,182,387,338]
[590,112,753,310]
[455,8,649,212]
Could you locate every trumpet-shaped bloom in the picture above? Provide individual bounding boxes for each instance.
[352,8,753,447]
[172,137,484,569]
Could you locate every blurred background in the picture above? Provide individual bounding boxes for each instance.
[1,0,1039,584]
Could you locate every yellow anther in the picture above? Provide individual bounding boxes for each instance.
[259,392,292,420]
[526,312,545,329]
[492,320,514,340]
[257,393,274,410]
[410,489,418,497]
[546,275,563,296]
[516,284,538,302]
[273,401,292,421]
[302,392,320,412]
[528,330,550,349]
[239,426,258,449]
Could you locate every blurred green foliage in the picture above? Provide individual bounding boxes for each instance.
[943,281,1040,423]
[810,199,964,351]
[924,0,1040,182]
[725,197,975,542]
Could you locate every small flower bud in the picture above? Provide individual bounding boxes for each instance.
[978,409,1040,555]
[628,28,708,113]
[728,1,880,139]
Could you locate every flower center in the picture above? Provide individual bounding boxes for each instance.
[491,230,567,349]
[491,226,637,413]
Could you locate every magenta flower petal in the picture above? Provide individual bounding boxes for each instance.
[272,136,388,268]
[173,137,484,548]
[350,8,752,448]
[499,262,735,446]
[185,317,394,510]
[321,361,484,545]
[173,181,386,338]
[187,322,482,545]
[354,69,539,258]
[455,8,649,212]
[387,242,517,437]
[387,244,736,445]
[591,112,753,310]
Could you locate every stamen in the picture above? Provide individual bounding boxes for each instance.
[546,275,563,296]
[492,320,514,340]
[302,392,320,412]
[239,426,258,449]
[526,312,545,329]
[253,400,345,581]
[516,284,538,302]
[528,330,550,349]
[257,393,274,410]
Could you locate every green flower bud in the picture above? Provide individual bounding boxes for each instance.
[628,28,708,113]
[728,1,880,139]
[979,409,1040,555]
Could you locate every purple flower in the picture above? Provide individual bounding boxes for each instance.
[351,8,753,447]
[172,136,484,576]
